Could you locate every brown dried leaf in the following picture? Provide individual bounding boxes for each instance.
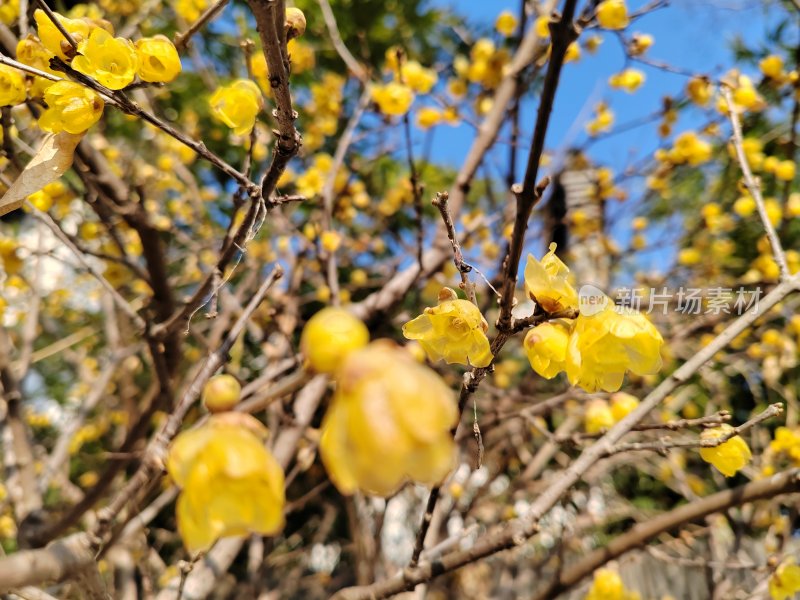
[0,132,83,216]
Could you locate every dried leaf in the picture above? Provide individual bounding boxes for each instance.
[0,132,83,216]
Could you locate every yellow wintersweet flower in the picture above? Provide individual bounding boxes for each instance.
[38,81,104,134]
[699,424,751,477]
[609,68,645,93]
[596,0,629,30]
[534,15,552,38]
[72,29,138,90]
[0,0,19,26]
[16,36,60,97]
[770,559,800,600]
[629,33,654,56]
[320,340,457,496]
[730,74,764,112]
[284,7,306,40]
[774,160,795,182]
[34,9,94,61]
[523,320,571,379]
[417,106,442,129]
[166,412,285,554]
[400,61,437,94]
[760,54,784,80]
[135,35,182,83]
[0,64,27,107]
[667,131,712,166]
[566,306,663,393]
[372,81,414,116]
[586,568,625,600]
[209,79,263,135]
[585,399,615,434]
[610,392,639,421]
[176,0,211,22]
[686,77,713,106]
[586,101,614,136]
[402,288,493,368]
[524,243,579,313]
[565,41,581,64]
[495,10,518,37]
[300,307,370,374]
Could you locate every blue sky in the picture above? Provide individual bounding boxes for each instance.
[418,1,785,276]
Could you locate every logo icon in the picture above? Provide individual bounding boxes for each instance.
[578,284,609,316]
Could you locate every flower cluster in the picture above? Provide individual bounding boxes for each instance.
[301,308,459,496]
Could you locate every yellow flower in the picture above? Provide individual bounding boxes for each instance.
[628,33,654,56]
[523,320,571,379]
[400,61,437,94]
[667,131,712,166]
[686,77,713,106]
[596,0,629,30]
[417,106,442,129]
[770,560,800,600]
[402,288,493,368]
[609,68,645,93]
[16,36,60,97]
[730,75,764,112]
[135,35,182,83]
[760,54,784,80]
[699,424,752,477]
[34,9,95,61]
[524,242,578,313]
[565,41,581,63]
[586,101,614,136]
[72,28,138,90]
[320,341,457,496]
[209,79,263,135]
[372,81,414,116]
[495,10,518,37]
[0,64,27,107]
[320,230,342,253]
[566,306,663,393]
[38,81,104,134]
[774,159,795,181]
[300,307,370,374]
[585,399,614,434]
[166,412,285,554]
[586,568,625,600]
[0,0,19,26]
[534,15,552,37]
[176,0,211,22]
[610,392,639,421]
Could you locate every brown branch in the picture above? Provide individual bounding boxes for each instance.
[530,468,800,600]
[317,0,368,82]
[723,86,790,280]
[496,0,579,333]
[432,191,476,304]
[174,0,230,50]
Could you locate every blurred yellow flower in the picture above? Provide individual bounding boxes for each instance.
[0,64,27,107]
[609,68,645,93]
[135,35,182,83]
[16,36,59,97]
[584,399,615,434]
[686,77,713,106]
[666,131,712,166]
[566,306,663,393]
[372,81,414,116]
[320,341,457,496]
[38,81,104,134]
[610,392,639,421]
[495,10,518,37]
[400,61,437,94]
[209,79,263,135]
[202,374,241,413]
[596,0,629,30]
[760,54,784,80]
[629,33,654,56]
[403,288,493,368]
[586,102,614,136]
[0,0,19,26]
[699,424,751,477]
[167,413,285,554]
[300,307,370,374]
[417,106,443,129]
[176,0,211,22]
[524,242,579,313]
[586,568,625,600]
[523,320,571,379]
[769,559,800,600]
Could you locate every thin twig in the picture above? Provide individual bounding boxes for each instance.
[174,0,230,50]
[723,86,790,280]
[432,191,477,304]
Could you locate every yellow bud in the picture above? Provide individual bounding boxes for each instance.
[301,307,370,374]
[202,374,242,413]
[285,7,307,40]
